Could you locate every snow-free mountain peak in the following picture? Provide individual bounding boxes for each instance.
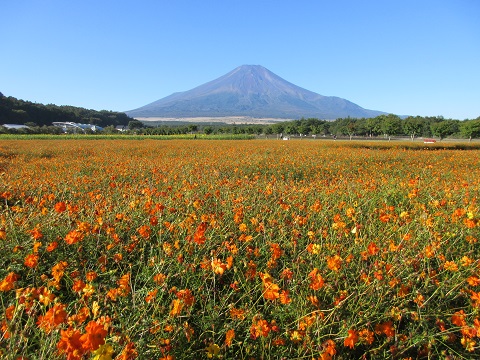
[126,65,386,119]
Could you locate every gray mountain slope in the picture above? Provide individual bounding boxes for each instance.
[126,65,386,119]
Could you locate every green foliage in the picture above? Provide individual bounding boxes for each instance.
[460,118,480,141]
[430,120,460,140]
[203,126,214,135]
[0,94,133,128]
[128,120,144,130]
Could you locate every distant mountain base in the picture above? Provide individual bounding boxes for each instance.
[135,116,289,125]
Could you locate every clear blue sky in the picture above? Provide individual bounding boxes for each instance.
[1,0,479,119]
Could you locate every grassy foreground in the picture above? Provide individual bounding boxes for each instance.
[1,139,479,359]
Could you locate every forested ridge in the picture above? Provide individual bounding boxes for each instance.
[0,92,133,128]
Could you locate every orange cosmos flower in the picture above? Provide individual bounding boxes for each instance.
[106,288,118,301]
[72,279,86,293]
[260,272,280,300]
[466,235,477,244]
[327,255,342,272]
[230,307,246,320]
[270,243,283,259]
[137,225,151,239]
[153,273,167,285]
[1,320,9,339]
[5,305,15,320]
[176,289,195,306]
[238,223,247,232]
[24,253,39,268]
[307,295,320,307]
[149,216,159,226]
[444,261,458,272]
[57,327,85,360]
[54,201,67,213]
[375,321,395,338]
[211,258,227,275]
[279,290,291,304]
[170,299,184,317]
[470,291,480,308]
[47,241,58,252]
[290,329,304,343]
[281,268,293,280]
[359,329,374,345]
[344,329,358,349]
[379,214,390,223]
[37,303,68,333]
[80,320,107,351]
[145,289,158,303]
[461,256,474,267]
[226,255,233,269]
[33,241,42,253]
[86,271,97,282]
[464,218,477,229]
[467,276,480,286]
[225,329,235,347]
[250,318,270,339]
[309,268,325,290]
[52,261,68,282]
[245,260,257,280]
[424,244,435,258]
[193,222,208,245]
[117,341,137,360]
[65,230,84,245]
[321,339,337,358]
[29,227,43,240]
[307,243,321,254]
[117,273,131,296]
[0,272,19,292]
[367,242,379,256]
[69,307,90,325]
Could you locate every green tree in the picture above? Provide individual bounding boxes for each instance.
[11,109,30,123]
[298,122,312,135]
[128,120,144,130]
[430,120,459,140]
[379,114,402,140]
[188,124,198,133]
[272,123,285,135]
[334,117,358,140]
[460,119,480,142]
[403,116,425,141]
[284,123,298,135]
[365,117,382,137]
[102,125,116,134]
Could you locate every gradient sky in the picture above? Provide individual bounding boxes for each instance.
[1,0,479,119]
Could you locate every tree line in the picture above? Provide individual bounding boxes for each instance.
[0,92,133,129]
[118,115,480,141]
[1,92,479,140]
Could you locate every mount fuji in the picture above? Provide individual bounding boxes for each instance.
[126,65,386,120]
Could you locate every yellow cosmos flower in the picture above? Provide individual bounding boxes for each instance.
[92,343,114,360]
[206,343,220,358]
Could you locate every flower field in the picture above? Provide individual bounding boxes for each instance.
[1,139,479,359]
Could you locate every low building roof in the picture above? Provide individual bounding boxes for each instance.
[2,124,30,129]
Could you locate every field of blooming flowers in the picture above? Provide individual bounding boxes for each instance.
[1,139,479,359]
